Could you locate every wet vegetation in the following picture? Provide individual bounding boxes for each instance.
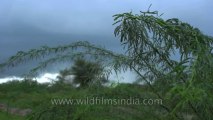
[0,9,213,120]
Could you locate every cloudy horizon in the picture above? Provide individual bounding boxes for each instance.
[0,0,212,83]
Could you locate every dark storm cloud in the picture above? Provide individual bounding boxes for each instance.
[0,0,212,78]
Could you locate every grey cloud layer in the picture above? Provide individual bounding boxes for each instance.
[0,0,212,77]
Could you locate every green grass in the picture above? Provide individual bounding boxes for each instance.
[0,80,163,120]
[0,111,25,120]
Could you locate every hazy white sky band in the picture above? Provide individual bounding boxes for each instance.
[0,71,136,84]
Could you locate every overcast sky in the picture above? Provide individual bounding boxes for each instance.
[0,0,212,81]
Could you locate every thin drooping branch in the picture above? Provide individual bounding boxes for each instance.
[0,41,133,80]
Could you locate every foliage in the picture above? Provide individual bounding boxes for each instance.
[0,81,161,120]
[57,58,108,88]
[0,8,213,119]
[0,41,129,77]
[113,9,213,119]
[0,111,24,120]
[0,79,48,94]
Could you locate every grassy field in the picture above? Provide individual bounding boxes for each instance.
[0,80,164,120]
[0,111,25,120]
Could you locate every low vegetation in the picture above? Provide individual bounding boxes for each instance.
[0,80,161,120]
